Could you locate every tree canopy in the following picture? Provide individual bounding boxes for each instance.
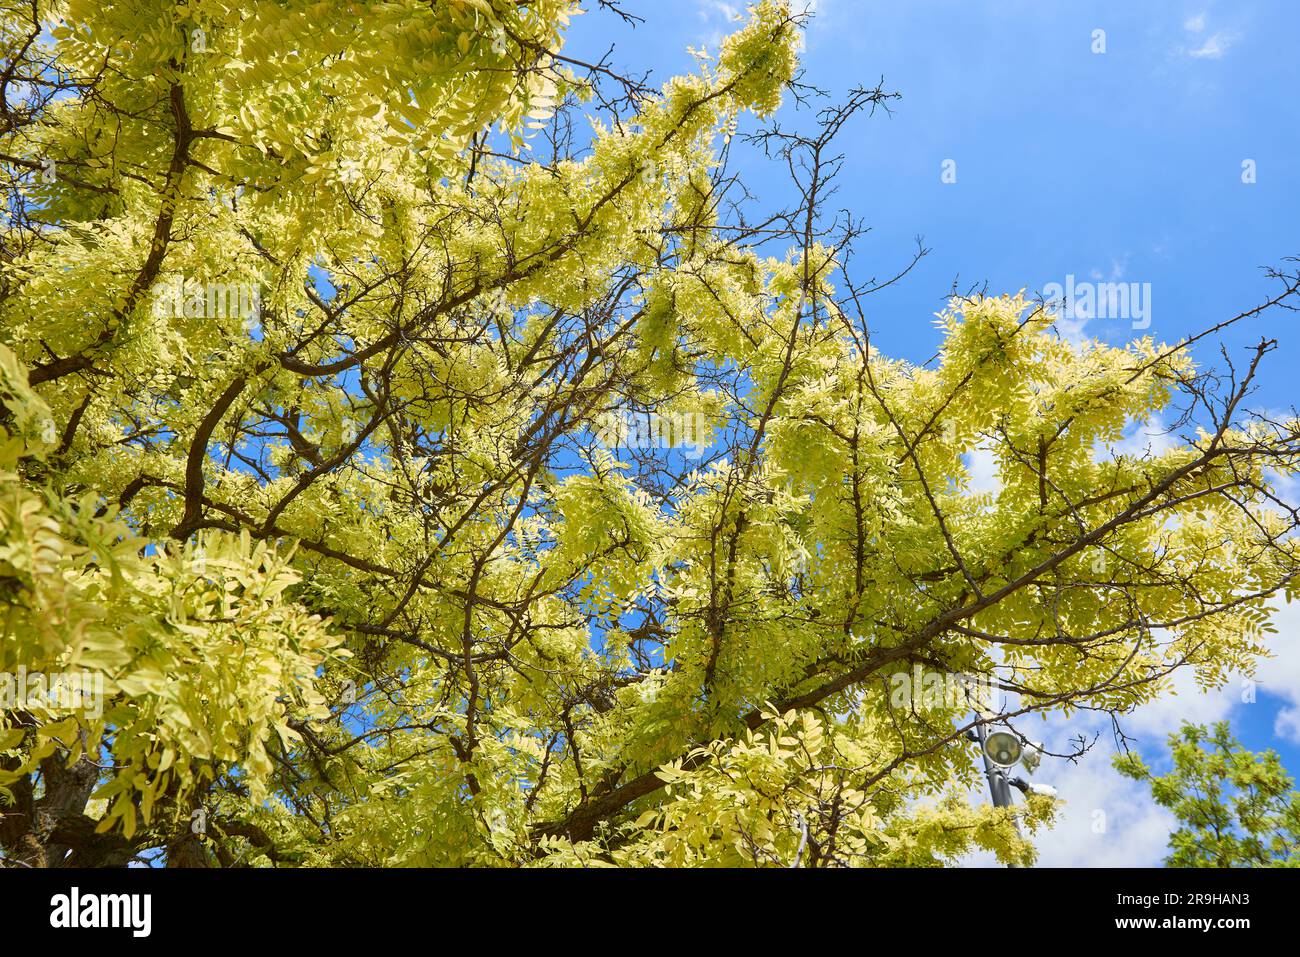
[1117,721,1300,867]
[1,0,1298,867]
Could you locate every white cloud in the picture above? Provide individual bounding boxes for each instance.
[699,0,740,20]
[1179,12,1239,60]
[964,444,1001,496]
[1124,665,1240,738]
[1276,707,1300,745]
[696,0,826,48]
[1265,467,1300,508]
[695,1,742,49]
[1053,312,1090,347]
[1100,413,1178,461]
[1257,598,1300,711]
[1188,32,1236,59]
[1029,753,1178,867]
[1034,667,1236,865]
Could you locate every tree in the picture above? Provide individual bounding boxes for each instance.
[1116,721,1300,867]
[1,0,1298,867]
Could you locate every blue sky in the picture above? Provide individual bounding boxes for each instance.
[563,1,1300,865]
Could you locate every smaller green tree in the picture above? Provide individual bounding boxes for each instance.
[1115,721,1300,867]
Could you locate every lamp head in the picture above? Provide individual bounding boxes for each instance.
[984,730,1022,768]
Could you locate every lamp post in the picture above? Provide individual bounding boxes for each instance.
[976,723,1018,811]
[969,723,1054,867]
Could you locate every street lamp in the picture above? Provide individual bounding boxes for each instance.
[968,725,1057,867]
[983,730,1023,768]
